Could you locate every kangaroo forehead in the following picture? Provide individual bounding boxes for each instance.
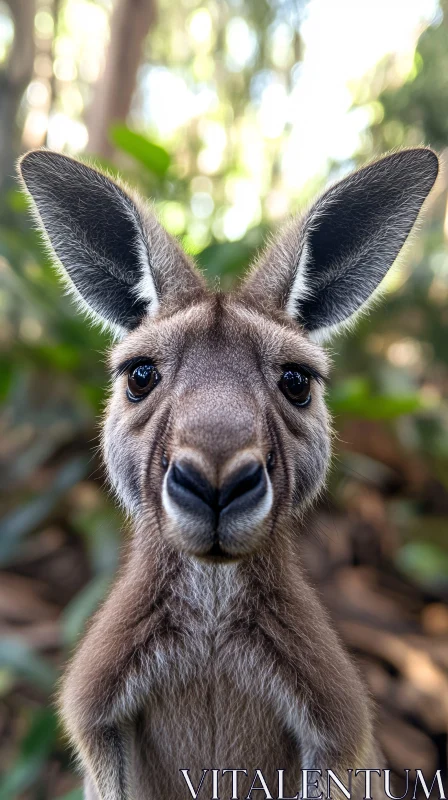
[110,295,330,378]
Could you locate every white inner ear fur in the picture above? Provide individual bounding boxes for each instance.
[123,198,160,319]
[285,238,311,319]
[307,299,376,345]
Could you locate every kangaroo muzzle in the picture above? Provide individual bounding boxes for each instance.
[162,451,273,559]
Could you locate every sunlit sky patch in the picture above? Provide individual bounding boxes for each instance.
[138,0,439,195]
[283,0,440,186]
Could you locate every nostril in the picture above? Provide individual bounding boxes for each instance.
[219,462,266,513]
[166,459,268,520]
[168,461,216,511]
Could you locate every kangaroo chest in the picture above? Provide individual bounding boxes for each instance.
[131,562,303,798]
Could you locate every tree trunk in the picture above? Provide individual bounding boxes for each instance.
[87,0,157,159]
[0,0,35,187]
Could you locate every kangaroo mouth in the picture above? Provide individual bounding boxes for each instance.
[197,540,239,563]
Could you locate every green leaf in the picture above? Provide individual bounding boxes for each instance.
[73,507,121,574]
[0,361,13,401]
[0,708,58,800]
[62,574,112,647]
[57,789,83,800]
[328,378,424,420]
[110,124,171,177]
[196,227,266,280]
[197,240,255,279]
[0,456,89,566]
[0,638,56,692]
[397,541,448,584]
[6,187,29,214]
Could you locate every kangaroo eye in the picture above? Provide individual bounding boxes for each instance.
[279,367,311,407]
[127,362,160,402]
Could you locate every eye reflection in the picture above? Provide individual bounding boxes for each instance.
[279,367,311,407]
[127,362,160,402]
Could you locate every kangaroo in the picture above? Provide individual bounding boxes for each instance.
[19,148,438,800]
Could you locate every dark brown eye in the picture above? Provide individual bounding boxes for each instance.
[279,367,311,407]
[127,362,160,402]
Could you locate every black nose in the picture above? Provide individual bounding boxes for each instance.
[219,461,267,517]
[167,461,216,517]
[166,460,267,521]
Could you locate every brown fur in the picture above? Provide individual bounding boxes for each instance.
[60,295,377,800]
[18,148,438,800]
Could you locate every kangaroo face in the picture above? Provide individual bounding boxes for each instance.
[104,296,330,558]
[18,147,438,558]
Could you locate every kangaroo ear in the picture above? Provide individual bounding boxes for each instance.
[241,149,438,342]
[18,150,205,334]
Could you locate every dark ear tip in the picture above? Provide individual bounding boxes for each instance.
[18,149,50,182]
[412,146,439,172]
[401,147,439,185]
[18,148,76,184]
[374,148,439,198]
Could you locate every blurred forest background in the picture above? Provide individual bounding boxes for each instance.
[0,0,448,797]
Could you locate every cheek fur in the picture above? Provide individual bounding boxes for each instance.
[103,394,172,515]
[103,417,142,513]
[270,396,331,511]
[292,426,330,506]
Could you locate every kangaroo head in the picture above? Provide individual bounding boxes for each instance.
[19,149,438,560]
